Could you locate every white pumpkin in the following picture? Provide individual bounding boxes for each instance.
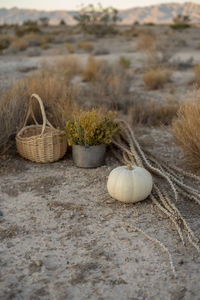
[107,165,153,203]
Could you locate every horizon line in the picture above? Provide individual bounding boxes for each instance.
[0,1,198,12]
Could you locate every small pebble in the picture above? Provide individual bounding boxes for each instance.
[0,210,3,217]
[34,260,43,267]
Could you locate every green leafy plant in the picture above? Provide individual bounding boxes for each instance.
[64,108,120,146]
[74,4,120,37]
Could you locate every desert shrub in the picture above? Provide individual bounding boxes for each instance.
[23,70,77,125]
[0,69,77,153]
[128,97,179,127]
[65,37,76,44]
[0,41,8,52]
[0,82,28,153]
[51,33,69,44]
[143,66,172,90]
[60,19,66,26]
[65,42,75,53]
[39,17,49,27]
[194,64,200,86]
[123,26,155,40]
[23,33,42,47]
[41,34,53,44]
[93,48,110,55]
[41,43,49,49]
[170,14,191,30]
[82,56,105,82]
[74,4,120,37]
[138,28,155,35]
[172,89,200,169]
[9,38,28,52]
[42,55,82,81]
[124,35,133,42]
[136,33,156,52]
[78,41,94,52]
[124,26,140,40]
[197,43,200,50]
[78,58,131,109]
[118,56,131,69]
[145,22,155,26]
[8,33,42,53]
[0,34,14,52]
[14,22,40,37]
[27,48,41,57]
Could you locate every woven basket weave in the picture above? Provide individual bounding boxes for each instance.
[16,93,67,163]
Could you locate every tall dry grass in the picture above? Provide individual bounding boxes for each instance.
[0,54,131,153]
[6,33,44,53]
[65,42,75,54]
[0,82,28,153]
[78,41,94,52]
[79,57,131,109]
[42,55,82,81]
[0,67,78,153]
[194,64,200,86]
[136,33,156,52]
[22,70,78,126]
[128,96,179,127]
[143,66,172,90]
[9,38,28,52]
[82,56,105,82]
[172,89,200,169]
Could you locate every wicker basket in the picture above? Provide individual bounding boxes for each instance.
[16,93,67,163]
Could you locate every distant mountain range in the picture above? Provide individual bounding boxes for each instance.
[0,7,77,25]
[120,2,200,24]
[0,2,200,25]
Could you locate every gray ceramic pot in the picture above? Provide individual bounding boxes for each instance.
[72,144,106,168]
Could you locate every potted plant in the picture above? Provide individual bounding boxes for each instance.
[64,108,120,168]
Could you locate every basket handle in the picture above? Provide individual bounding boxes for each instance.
[23,93,54,135]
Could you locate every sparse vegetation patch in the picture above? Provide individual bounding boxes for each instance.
[78,41,94,52]
[172,88,200,169]
[128,97,179,126]
[143,66,172,90]
[170,14,191,30]
[74,4,120,36]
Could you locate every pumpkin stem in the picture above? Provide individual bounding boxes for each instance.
[127,164,133,170]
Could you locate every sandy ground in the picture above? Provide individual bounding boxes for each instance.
[0,25,200,299]
[0,129,200,300]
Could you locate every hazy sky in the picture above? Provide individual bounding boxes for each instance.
[1,0,200,10]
